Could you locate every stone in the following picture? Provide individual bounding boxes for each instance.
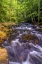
[22,34,39,44]
[0,48,9,64]
[0,31,7,45]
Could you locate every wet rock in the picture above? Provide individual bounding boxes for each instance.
[22,34,39,44]
[22,43,31,49]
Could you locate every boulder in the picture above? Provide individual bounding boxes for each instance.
[0,31,7,47]
[22,34,39,44]
[0,48,9,64]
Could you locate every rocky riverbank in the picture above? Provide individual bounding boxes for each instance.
[0,22,16,64]
[0,22,42,64]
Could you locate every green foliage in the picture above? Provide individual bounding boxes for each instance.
[0,0,42,24]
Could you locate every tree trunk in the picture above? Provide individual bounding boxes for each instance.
[38,0,40,22]
[10,0,12,22]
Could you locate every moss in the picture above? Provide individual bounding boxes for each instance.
[0,48,8,60]
[0,48,8,64]
[0,22,16,45]
[0,31,7,44]
[22,34,39,44]
[2,22,16,28]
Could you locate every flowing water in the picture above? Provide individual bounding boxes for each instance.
[2,23,42,64]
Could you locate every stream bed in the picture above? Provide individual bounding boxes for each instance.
[2,23,42,64]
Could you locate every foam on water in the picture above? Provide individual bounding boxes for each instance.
[9,61,20,64]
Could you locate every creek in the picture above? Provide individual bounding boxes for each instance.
[2,23,42,64]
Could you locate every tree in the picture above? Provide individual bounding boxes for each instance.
[0,0,42,24]
[38,0,40,22]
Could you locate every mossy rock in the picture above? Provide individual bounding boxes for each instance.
[22,34,39,45]
[0,48,9,64]
[0,24,9,33]
[0,31,7,44]
[2,22,16,28]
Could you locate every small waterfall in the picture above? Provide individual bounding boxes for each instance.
[9,43,42,64]
[22,54,32,64]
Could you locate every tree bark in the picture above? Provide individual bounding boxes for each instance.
[10,0,12,22]
[38,0,40,22]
